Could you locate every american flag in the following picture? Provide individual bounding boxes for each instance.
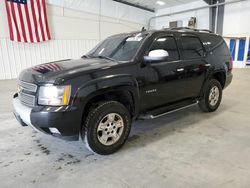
[5,0,51,43]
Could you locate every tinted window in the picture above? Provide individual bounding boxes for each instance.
[181,36,204,59]
[87,33,147,61]
[149,36,179,61]
[202,35,223,51]
[202,35,230,56]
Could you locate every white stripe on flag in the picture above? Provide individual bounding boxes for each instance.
[33,0,43,42]
[27,0,37,43]
[39,0,48,41]
[21,4,30,42]
[13,3,24,42]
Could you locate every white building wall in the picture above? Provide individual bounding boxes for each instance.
[0,0,153,80]
[47,0,152,27]
[223,0,250,37]
[152,1,210,30]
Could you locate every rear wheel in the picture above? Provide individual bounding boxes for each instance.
[81,101,131,155]
[199,79,222,112]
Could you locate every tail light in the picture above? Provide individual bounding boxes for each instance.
[229,56,233,72]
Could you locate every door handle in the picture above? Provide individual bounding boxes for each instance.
[204,64,211,67]
[176,68,184,72]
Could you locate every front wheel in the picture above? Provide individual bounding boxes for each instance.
[81,101,131,155]
[199,79,222,112]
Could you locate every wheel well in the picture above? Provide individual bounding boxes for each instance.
[212,72,226,88]
[81,90,135,125]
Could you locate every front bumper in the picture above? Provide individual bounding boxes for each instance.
[13,96,40,130]
[13,95,81,141]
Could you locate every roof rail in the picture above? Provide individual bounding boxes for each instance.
[168,27,213,33]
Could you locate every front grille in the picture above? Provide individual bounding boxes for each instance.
[19,92,36,107]
[18,80,37,107]
[18,80,37,92]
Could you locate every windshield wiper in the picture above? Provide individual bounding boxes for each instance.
[96,55,115,61]
[81,55,92,59]
[82,54,115,61]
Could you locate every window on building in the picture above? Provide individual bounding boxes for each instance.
[237,38,246,61]
[229,39,236,61]
[247,39,250,62]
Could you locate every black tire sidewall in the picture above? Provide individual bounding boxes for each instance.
[85,101,131,155]
[204,79,222,112]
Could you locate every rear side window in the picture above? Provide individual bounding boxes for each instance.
[202,35,223,51]
[181,36,204,59]
[149,36,179,61]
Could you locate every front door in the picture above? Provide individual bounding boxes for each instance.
[138,34,185,111]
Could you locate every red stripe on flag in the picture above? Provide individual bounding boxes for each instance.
[36,0,46,41]
[30,0,40,42]
[24,3,34,42]
[17,3,27,42]
[5,1,14,41]
[42,0,51,40]
[10,2,21,42]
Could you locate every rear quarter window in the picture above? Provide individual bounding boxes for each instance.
[201,34,224,52]
[200,34,231,58]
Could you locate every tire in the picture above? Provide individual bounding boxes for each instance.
[199,79,222,112]
[81,101,131,155]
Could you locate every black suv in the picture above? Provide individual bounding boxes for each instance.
[13,28,233,155]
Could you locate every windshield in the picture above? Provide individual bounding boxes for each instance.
[86,32,147,62]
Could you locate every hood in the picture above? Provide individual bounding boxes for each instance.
[19,58,119,84]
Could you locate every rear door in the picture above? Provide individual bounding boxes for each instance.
[176,34,208,98]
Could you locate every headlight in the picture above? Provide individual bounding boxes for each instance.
[38,85,71,106]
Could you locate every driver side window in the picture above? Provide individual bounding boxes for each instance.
[149,36,180,62]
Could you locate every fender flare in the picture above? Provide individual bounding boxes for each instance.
[72,74,140,117]
[199,69,226,98]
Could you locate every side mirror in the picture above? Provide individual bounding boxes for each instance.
[144,49,169,63]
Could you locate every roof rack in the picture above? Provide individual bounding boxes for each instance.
[168,27,213,33]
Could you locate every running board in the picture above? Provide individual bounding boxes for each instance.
[139,101,198,120]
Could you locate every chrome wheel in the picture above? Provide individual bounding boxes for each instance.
[209,86,220,106]
[97,113,124,146]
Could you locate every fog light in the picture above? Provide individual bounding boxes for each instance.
[49,128,61,135]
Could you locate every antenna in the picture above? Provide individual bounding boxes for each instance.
[141,27,146,32]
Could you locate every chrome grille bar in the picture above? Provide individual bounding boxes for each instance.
[18,80,37,93]
[18,92,36,107]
